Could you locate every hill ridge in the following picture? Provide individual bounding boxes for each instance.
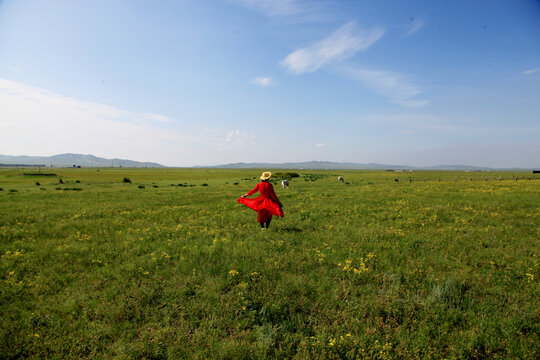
[207,161,532,171]
[0,153,164,168]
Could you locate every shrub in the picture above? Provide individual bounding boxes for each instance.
[123,177,132,183]
[153,185,158,188]
[201,183,209,186]
[275,172,300,178]
[9,189,17,193]
[35,181,40,186]
[138,185,145,189]
[76,180,81,183]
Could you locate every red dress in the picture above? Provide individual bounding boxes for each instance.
[237,181,284,222]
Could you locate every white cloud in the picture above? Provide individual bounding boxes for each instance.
[522,67,540,75]
[252,76,274,87]
[0,78,174,125]
[280,22,384,74]
[344,68,428,108]
[142,113,174,123]
[0,78,206,165]
[232,0,301,16]
[316,143,325,147]
[0,78,274,166]
[232,0,331,22]
[215,130,257,150]
[405,17,425,36]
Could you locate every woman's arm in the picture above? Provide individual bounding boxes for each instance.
[241,183,260,198]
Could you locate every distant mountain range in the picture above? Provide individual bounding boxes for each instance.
[208,161,515,171]
[0,153,164,168]
[0,155,534,170]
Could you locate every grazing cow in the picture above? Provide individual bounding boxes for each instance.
[281,180,289,189]
[338,176,344,183]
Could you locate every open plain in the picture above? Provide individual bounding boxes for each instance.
[1,168,538,359]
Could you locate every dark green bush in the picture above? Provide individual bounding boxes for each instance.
[275,172,300,178]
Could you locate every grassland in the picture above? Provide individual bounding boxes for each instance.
[0,168,538,359]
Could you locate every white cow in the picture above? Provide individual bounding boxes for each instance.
[338,176,344,183]
[281,180,289,188]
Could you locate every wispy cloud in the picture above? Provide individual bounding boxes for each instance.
[252,76,274,87]
[405,17,425,36]
[232,0,301,16]
[232,0,331,22]
[143,113,174,123]
[522,67,540,75]
[0,78,200,164]
[344,68,428,108]
[0,78,173,125]
[215,130,257,150]
[280,22,385,74]
[316,143,325,147]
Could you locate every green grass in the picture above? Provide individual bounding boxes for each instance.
[1,168,539,359]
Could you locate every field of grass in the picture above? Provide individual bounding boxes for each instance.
[1,168,538,359]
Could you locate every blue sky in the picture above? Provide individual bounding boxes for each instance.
[1,0,539,167]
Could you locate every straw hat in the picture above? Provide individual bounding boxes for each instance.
[260,171,271,180]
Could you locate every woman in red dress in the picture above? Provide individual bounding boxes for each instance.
[237,172,284,229]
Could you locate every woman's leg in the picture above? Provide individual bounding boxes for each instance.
[258,210,272,228]
[265,218,272,229]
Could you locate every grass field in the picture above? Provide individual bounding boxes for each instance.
[0,168,538,359]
